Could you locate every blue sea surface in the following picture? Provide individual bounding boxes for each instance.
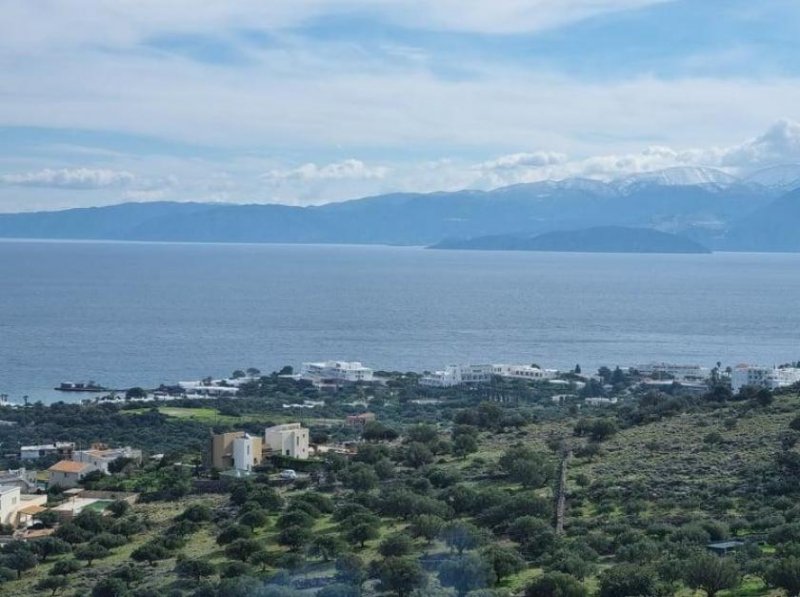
[1,239,799,403]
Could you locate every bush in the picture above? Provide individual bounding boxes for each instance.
[525,572,587,597]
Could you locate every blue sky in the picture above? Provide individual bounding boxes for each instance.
[2,0,800,211]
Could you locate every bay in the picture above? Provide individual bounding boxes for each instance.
[1,239,798,403]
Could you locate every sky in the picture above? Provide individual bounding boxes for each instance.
[2,0,800,212]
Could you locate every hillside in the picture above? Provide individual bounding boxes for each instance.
[2,372,800,596]
[430,226,711,254]
[723,188,800,252]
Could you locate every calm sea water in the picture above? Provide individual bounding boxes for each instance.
[1,239,799,404]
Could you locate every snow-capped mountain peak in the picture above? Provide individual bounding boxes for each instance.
[615,167,741,191]
[744,164,800,191]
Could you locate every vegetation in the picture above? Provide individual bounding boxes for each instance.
[2,367,800,595]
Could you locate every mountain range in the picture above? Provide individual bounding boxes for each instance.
[1,165,800,252]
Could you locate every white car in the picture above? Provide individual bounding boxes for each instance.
[279,469,297,480]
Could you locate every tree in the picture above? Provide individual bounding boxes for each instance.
[442,521,485,555]
[362,421,399,442]
[341,463,379,493]
[1,548,37,578]
[525,572,588,597]
[217,524,253,545]
[453,434,479,459]
[309,535,346,562]
[379,532,415,558]
[231,370,246,379]
[50,558,82,576]
[176,557,217,581]
[375,557,426,597]
[239,508,269,530]
[37,576,69,596]
[438,554,496,596]
[278,525,312,551]
[107,500,131,518]
[498,447,553,488]
[91,577,128,597]
[180,503,213,522]
[481,545,525,583]
[125,387,147,400]
[767,557,800,597]
[225,538,261,562]
[409,515,444,544]
[246,367,261,377]
[32,537,72,561]
[76,542,110,566]
[683,554,741,597]
[345,520,380,548]
[131,542,171,566]
[335,553,367,587]
[403,442,434,467]
[112,563,145,588]
[250,549,272,571]
[598,564,658,597]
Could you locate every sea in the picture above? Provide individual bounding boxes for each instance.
[1,239,799,404]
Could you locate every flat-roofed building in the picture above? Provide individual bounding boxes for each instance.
[208,431,264,471]
[20,442,75,461]
[420,364,494,387]
[732,364,800,393]
[265,423,309,460]
[300,361,374,384]
[72,445,142,474]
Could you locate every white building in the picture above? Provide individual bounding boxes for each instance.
[20,442,75,461]
[232,434,260,472]
[731,365,800,393]
[0,468,37,492]
[178,380,241,397]
[585,397,619,406]
[635,363,710,381]
[493,364,559,381]
[265,423,309,460]
[420,364,495,387]
[300,361,374,383]
[0,485,21,525]
[72,446,142,474]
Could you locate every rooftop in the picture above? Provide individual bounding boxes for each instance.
[48,460,92,474]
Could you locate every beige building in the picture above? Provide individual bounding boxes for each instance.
[47,460,93,488]
[208,431,264,471]
[265,423,309,460]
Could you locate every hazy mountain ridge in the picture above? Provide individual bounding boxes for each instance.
[430,226,712,254]
[0,166,799,250]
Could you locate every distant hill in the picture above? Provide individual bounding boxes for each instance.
[430,226,712,254]
[1,166,799,250]
[723,188,800,252]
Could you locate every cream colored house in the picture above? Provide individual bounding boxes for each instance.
[48,460,93,488]
[265,423,309,460]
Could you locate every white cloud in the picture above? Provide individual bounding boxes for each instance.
[721,119,800,167]
[0,0,674,56]
[263,159,389,181]
[0,168,134,189]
